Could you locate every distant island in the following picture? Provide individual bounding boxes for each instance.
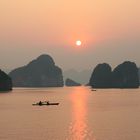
[63,69,92,84]
[89,61,139,88]
[139,68,140,85]
[9,54,64,87]
[0,70,12,91]
[65,78,81,86]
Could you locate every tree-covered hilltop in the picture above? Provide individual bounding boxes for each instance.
[9,54,64,87]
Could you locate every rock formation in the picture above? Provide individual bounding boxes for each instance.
[139,68,140,85]
[65,78,81,86]
[9,54,64,87]
[0,70,12,91]
[89,63,112,88]
[112,62,139,88]
[89,61,139,88]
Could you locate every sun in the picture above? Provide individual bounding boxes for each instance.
[76,40,82,46]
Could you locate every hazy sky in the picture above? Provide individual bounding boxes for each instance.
[0,0,140,71]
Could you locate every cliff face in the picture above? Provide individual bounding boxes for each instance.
[112,62,139,88]
[89,61,139,88]
[65,78,81,86]
[0,70,12,91]
[139,68,140,85]
[9,55,64,87]
[89,63,112,88]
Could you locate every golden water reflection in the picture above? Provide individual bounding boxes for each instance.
[68,87,95,140]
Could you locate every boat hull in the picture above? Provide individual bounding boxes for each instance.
[32,103,59,106]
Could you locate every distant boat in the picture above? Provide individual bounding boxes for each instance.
[91,89,97,91]
[32,102,59,106]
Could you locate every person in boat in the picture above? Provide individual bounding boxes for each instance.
[38,101,42,105]
[46,101,49,105]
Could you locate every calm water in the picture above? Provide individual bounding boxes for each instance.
[0,86,140,140]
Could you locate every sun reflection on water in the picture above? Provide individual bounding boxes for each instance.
[68,87,95,140]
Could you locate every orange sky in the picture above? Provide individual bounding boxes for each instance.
[0,0,140,70]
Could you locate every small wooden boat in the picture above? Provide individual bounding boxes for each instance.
[32,102,59,106]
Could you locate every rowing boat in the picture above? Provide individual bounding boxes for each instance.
[32,103,59,106]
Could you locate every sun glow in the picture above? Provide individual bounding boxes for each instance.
[76,40,82,46]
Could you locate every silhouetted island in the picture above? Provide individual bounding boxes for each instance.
[9,54,64,87]
[89,61,139,88]
[139,68,140,84]
[63,69,92,84]
[89,63,112,88]
[0,70,12,91]
[65,78,81,86]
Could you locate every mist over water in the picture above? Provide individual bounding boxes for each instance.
[0,87,140,140]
